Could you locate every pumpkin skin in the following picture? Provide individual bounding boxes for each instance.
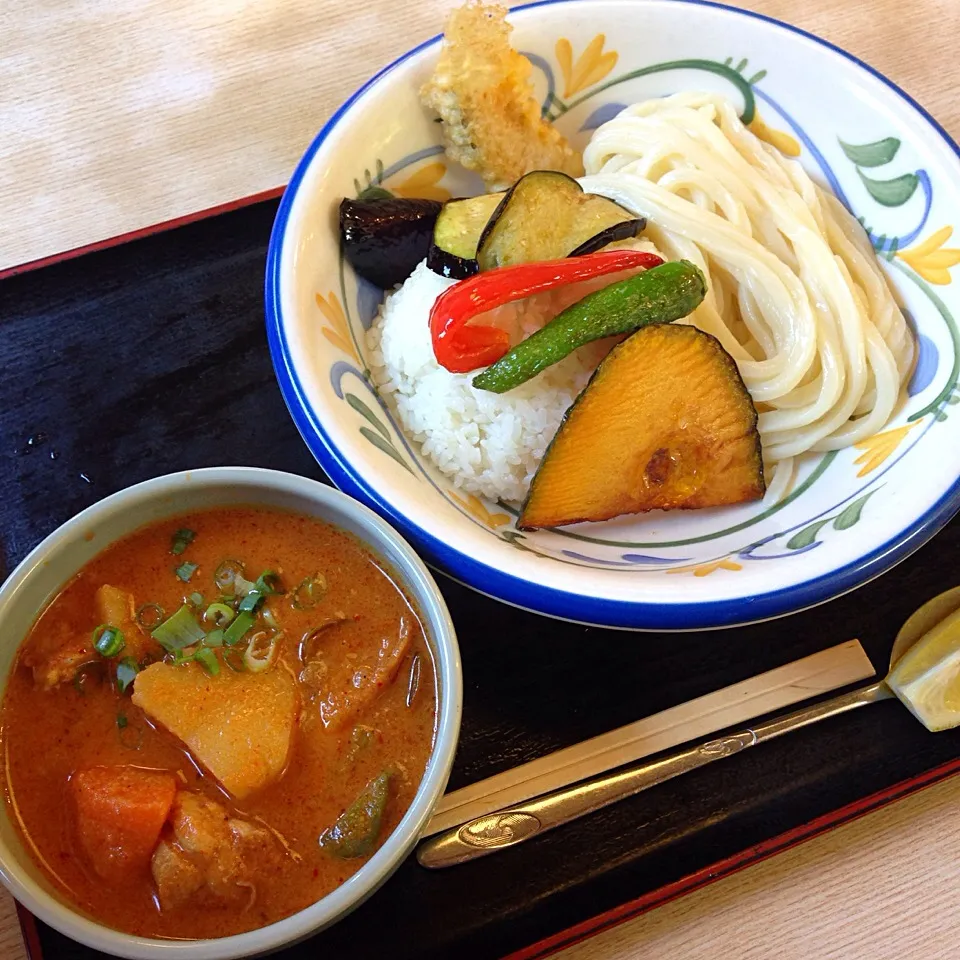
[518,323,765,531]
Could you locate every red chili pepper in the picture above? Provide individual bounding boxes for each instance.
[429,250,664,373]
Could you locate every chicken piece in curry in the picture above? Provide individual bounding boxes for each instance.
[0,508,437,939]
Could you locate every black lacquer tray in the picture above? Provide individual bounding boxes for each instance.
[5,200,960,960]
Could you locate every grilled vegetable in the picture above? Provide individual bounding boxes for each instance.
[429,250,664,373]
[476,171,645,271]
[319,771,392,859]
[428,193,505,278]
[519,324,765,530]
[339,197,442,288]
[473,260,706,392]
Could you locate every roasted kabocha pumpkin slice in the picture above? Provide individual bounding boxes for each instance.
[518,324,765,530]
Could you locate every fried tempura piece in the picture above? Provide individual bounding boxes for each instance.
[421,1,583,190]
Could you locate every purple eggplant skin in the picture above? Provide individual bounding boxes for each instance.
[568,218,647,257]
[426,244,479,280]
[339,197,443,289]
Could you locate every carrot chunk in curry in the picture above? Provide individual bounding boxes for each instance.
[0,507,437,940]
[72,766,178,882]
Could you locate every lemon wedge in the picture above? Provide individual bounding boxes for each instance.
[887,606,960,731]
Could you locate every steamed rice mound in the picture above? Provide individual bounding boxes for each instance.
[366,261,596,504]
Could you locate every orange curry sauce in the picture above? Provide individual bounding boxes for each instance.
[0,508,437,939]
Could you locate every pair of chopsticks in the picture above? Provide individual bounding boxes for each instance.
[421,640,875,848]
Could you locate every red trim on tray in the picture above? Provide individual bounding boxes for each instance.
[6,182,960,960]
[15,901,43,960]
[12,759,960,959]
[0,187,286,282]
[505,756,960,960]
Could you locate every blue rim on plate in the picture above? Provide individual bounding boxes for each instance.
[265,0,960,631]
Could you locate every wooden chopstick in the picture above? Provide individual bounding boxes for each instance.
[423,640,875,837]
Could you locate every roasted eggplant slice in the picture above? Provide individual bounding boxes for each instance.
[569,218,648,257]
[427,193,505,279]
[339,197,442,289]
[476,171,645,271]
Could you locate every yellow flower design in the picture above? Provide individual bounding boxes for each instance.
[897,226,960,285]
[667,557,743,577]
[315,292,359,363]
[748,112,801,158]
[391,162,451,202]
[450,492,511,529]
[852,421,920,477]
[556,35,618,99]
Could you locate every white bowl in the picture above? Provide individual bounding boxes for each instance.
[0,467,462,959]
[266,0,960,629]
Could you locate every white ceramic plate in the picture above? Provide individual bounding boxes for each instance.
[266,0,960,629]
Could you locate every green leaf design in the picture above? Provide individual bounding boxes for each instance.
[358,427,414,475]
[358,185,393,201]
[501,531,531,552]
[838,137,900,168]
[832,489,878,531]
[856,169,919,207]
[747,69,767,85]
[345,392,390,440]
[786,518,833,550]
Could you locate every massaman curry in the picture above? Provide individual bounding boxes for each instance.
[0,507,437,939]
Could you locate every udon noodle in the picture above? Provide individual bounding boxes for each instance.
[580,92,915,480]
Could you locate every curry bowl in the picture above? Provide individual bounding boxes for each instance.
[266,0,960,630]
[0,467,461,959]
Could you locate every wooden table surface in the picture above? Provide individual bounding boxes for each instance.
[2,0,959,956]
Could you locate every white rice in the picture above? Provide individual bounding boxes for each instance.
[366,260,599,503]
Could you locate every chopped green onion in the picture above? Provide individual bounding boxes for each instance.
[203,628,224,647]
[116,713,128,730]
[214,559,247,593]
[170,528,196,555]
[175,561,199,583]
[234,574,256,596]
[152,604,206,652]
[115,657,139,694]
[193,647,220,677]
[291,573,327,610]
[223,611,255,646]
[204,602,235,627]
[254,571,284,595]
[92,625,125,659]
[238,590,265,614]
[188,591,205,609]
[135,603,165,630]
[243,630,281,673]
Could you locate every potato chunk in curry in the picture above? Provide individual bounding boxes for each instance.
[132,663,298,799]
